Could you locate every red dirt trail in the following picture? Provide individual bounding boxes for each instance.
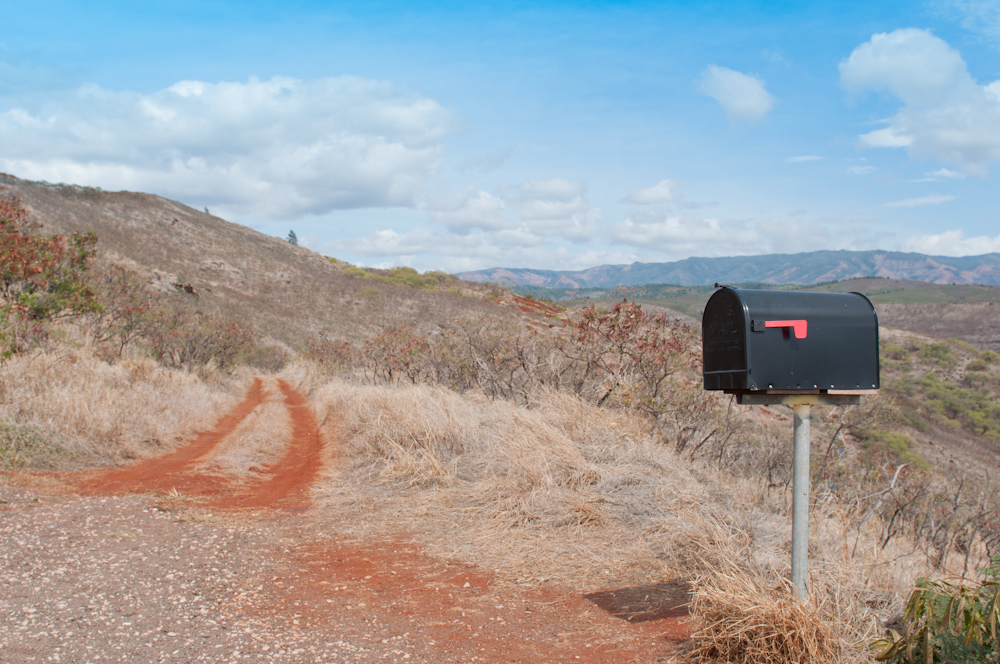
[207,378,325,510]
[55,377,692,661]
[72,377,327,512]
[73,376,269,497]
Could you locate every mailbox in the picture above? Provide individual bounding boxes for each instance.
[703,287,879,394]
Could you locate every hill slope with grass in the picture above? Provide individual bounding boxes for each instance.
[0,173,508,350]
[3,174,1000,663]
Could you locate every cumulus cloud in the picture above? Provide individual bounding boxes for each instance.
[901,228,1000,255]
[840,29,1000,173]
[513,178,600,242]
[623,179,678,204]
[884,195,956,207]
[330,226,631,273]
[0,76,453,218]
[608,211,761,255]
[427,187,511,234]
[698,65,775,124]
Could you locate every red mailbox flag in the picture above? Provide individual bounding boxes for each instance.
[765,319,808,339]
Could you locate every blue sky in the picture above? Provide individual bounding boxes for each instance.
[3,1,1000,272]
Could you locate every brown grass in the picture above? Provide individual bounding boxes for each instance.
[691,566,840,664]
[304,375,729,588]
[197,378,290,478]
[279,365,925,663]
[0,343,239,470]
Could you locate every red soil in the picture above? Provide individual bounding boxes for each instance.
[207,378,324,510]
[61,376,692,661]
[73,376,269,497]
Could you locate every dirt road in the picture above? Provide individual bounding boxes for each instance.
[1,378,690,663]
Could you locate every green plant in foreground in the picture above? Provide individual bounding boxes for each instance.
[873,556,1000,663]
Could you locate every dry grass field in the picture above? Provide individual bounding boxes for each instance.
[3,174,1000,663]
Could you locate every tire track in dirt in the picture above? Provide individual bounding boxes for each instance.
[208,379,325,511]
[74,377,268,496]
[72,377,327,512]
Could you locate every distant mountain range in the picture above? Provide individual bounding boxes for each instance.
[458,251,1000,288]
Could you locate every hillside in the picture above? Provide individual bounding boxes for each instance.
[0,173,509,349]
[4,174,1000,663]
[460,250,1000,288]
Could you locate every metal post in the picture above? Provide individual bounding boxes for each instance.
[791,403,811,601]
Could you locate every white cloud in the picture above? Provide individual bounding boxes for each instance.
[0,76,454,218]
[427,187,511,234]
[698,65,775,124]
[928,167,965,179]
[884,194,957,207]
[840,29,1000,173]
[847,165,877,175]
[514,178,599,242]
[937,0,1000,44]
[623,179,678,204]
[786,155,823,163]
[329,227,632,273]
[858,127,914,148]
[605,209,895,260]
[901,228,1000,255]
[608,212,761,255]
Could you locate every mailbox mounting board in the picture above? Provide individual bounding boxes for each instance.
[703,287,880,393]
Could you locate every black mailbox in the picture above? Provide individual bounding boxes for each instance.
[703,287,879,394]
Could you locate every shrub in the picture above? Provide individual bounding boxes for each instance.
[872,557,1000,663]
[360,326,429,384]
[88,263,155,358]
[883,342,910,361]
[858,429,931,471]
[0,191,98,359]
[919,342,957,369]
[981,350,998,364]
[307,337,354,374]
[967,359,989,372]
[144,303,256,371]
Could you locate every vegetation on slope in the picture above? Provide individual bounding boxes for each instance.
[6,180,1000,663]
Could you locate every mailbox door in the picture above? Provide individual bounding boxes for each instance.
[703,288,749,390]
[740,290,879,390]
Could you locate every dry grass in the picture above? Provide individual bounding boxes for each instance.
[0,344,239,470]
[691,566,840,664]
[280,366,922,663]
[305,375,730,589]
[199,378,290,477]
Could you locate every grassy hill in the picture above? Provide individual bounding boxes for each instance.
[3,173,1000,663]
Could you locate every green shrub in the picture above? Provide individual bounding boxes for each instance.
[981,350,998,364]
[859,429,931,470]
[342,266,376,280]
[919,342,957,369]
[950,337,978,353]
[872,556,1000,663]
[356,285,382,302]
[916,372,1000,438]
[883,342,910,361]
[967,359,989,372]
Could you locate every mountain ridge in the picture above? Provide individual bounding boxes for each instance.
[459,250,1000,288]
